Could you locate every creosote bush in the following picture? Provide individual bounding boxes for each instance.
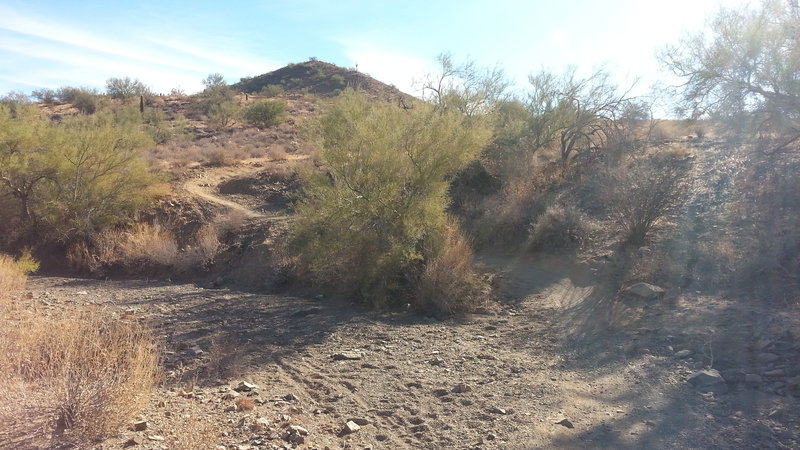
[243,100,288,128]
[292,90,490,310]
[0,309,160,448]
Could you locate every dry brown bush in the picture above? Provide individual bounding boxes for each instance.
[607,158,692,246]
[0,309,160,448]
[178,224,221,270]
[528,204,598,251]
[204,336,250,381]
[415,223,483,316]
[69,221,225,274]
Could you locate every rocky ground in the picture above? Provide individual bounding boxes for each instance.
[17,254,800,449]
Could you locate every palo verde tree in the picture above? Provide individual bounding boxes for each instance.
[660,0,800,149]
[291,89,490,307]
[420,53,510,118]
[0,105,158,246]
[105,77,153,100]
[525,68,634,163]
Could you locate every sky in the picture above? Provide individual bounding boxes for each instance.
[0,0,751,99]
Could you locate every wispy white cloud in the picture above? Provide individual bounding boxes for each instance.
[0,4,279,93]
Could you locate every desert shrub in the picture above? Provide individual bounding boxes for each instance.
[292,90,490,307]
[0,106,159,245]
[31,88,57,104]
[607,157,692,246]
[243,100,287,128]
[56,87,99,114]
[529,204,595,251]
[105,77,152,99]
[0,309,160,448]
[260,84,285,97]
[414,222,483,316]
[206,100,240,130]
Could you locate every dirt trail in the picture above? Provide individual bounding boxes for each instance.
[181,154,309,221]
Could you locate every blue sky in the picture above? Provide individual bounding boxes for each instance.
[0,0,749,98]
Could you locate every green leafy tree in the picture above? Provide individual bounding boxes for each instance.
[292,90,490,305]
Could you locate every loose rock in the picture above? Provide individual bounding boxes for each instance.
[235,381,257,392]
[123,436,144,447]
[332,351,364,361]
[688,369,727,393]
[452,383,472,393]
[745,374,762,388]
[675,350,692,359]
[556,418,575,429]
[131,420,148,431]
[340,420,361,436]
[624,283,666,299]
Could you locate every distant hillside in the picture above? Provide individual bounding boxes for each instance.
[235,60,414,102]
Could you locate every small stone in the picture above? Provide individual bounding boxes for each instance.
[624,283,665,299]
[288,425,309,436]
[340,421,361,435]
[123,436,144,447]
[757,353,780,364]
[332,351,364,361]
[347,417,372,426]
[452,383,472,393]
[688,369,727,393]
[556,418,574,429]
[490,407,508,415]
[486,433,497,440]
[131,420,148,431]
[432,388,450,397]
[224,404,237,412]
[222,390,240,400]
[675,350,692,359]
[745,374,763,388]
[763,369,784,377]
[77,291,89,295]
[147,435,166,441]
[235,381,257,392]
[429,358,445,366]
[283,393,300,402]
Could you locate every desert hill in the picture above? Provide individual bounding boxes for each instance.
[235,60,414,102]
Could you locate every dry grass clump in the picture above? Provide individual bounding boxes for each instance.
[69,222,225,274]
[171,414,223,450]
[0,309,160,448]
[0,251,39,296]
[204,336,250,381]
[415,223,484,316]
[178,224,222,271]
